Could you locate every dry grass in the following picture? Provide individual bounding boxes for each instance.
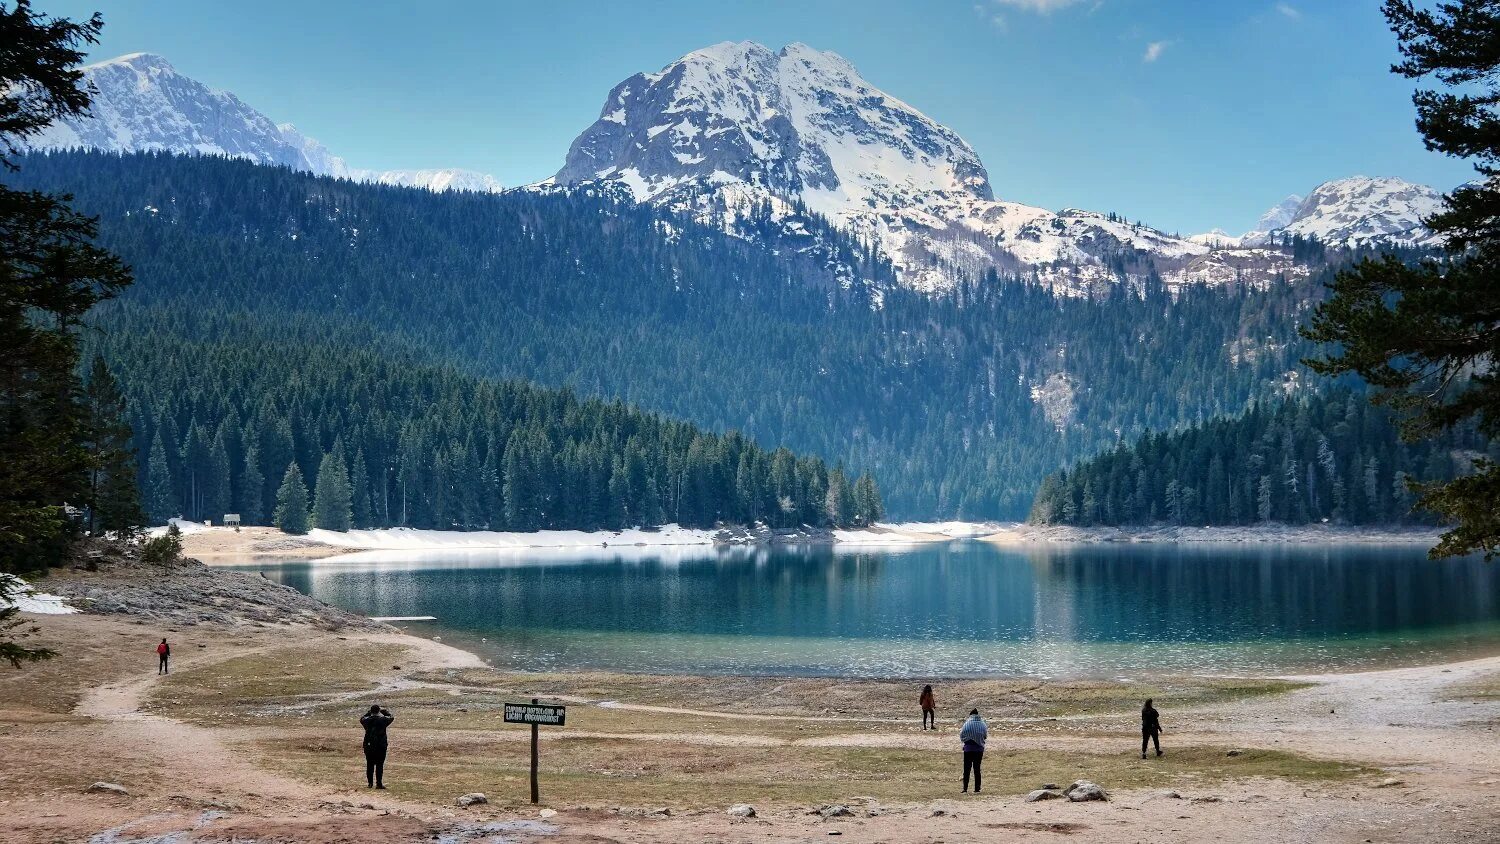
[250,732,1370,809]
[138,634,1368,811]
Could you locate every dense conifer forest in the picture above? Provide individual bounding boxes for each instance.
[1029,391,1497,527]
[12,150,1343,519]
[91,317,880,531]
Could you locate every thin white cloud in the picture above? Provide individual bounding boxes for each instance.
[992,0,1088,13]
[973,3,1008,29]
[1142,40,1170,63]
[1275,2,1301,19]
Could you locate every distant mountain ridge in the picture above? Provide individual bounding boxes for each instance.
[30,46,1449,291]
[548,41,1450,294]
[27,52,503,193]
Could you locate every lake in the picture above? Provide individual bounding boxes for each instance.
[247,541,1500,678]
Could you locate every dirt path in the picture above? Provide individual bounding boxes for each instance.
[73,638,439,816]
[1193,654,1500,772]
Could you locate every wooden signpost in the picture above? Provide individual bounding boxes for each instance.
[504,699,566,804]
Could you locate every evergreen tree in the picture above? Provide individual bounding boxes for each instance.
[310,448,353,531]
[273,462,310,535]
[1304,0,1500,558]
[0,2,131,574]
[350,448,372,529]
[236,444,264,524]
[825,466,854,527]
[82,355,143,534]
[145,433,177,525]
[853,473,884,525]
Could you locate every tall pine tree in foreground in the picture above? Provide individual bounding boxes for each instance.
[1305,0,1500,559]
[273,463,310,535]
[0,2,131,671]
[0,1,132,577]
[310,448,352,532]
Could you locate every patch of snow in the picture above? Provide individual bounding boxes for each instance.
[1,576,77,615]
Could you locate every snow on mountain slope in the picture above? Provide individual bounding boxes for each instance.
[555,42,1453,294]
[1254,193,1304,233]
[29,53,503,193]
[30,53,316,169]
[1276,176,1443,247]
[555,42,1342,293]
[1195,178,1445,249]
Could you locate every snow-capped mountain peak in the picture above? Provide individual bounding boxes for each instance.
[555,41,1218,293]
[558,40,991,210]
[28,53,503,194]
[1278,176,1444,246]
[1254,194,1303,233]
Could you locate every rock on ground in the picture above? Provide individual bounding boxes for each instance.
[1025,789,1063,802]
[727,804,756,818]
[1065,780,1108,802]
[456,793,487,807]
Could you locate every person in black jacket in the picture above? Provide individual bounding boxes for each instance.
[360,704,395,788]
[1141,698,1162,759]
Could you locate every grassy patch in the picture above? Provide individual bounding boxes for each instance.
[421,669,1307,723]
[249,733,1371,809]
[1447,670,1500,702]
[148,640,408,724]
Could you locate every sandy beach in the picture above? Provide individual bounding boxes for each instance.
[1,553,1497,843]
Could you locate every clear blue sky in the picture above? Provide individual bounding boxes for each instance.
[43,0,1478,234]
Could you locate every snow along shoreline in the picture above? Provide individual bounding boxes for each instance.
[163,519,1000,559]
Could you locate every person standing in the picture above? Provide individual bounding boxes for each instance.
[156,638,170,675]
[1141,698,1163,759]
[919,684,937,730]
[361,704,395,789]
[959,708,987,793]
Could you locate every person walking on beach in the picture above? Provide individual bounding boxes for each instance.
[156,638,170,675]
[920,684,937,730]
[361,704,395,789]
[1141,698,1163,759]
[959,708,987,793]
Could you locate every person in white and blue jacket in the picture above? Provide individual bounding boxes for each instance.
[959,708,988,793]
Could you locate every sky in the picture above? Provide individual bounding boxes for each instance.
[42,0,1479,235]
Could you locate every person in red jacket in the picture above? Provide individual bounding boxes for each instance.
[919,684,937,730]
[156,638,170,675]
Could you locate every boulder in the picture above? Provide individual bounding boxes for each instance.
[1040,783,1059,790]
[1025,789,1062,803]
[816,805,854,818]
[728,804,756,818]
[538,808,557,818]
[1065,781,1108,802]
[456,793,488,807]
[88,782,129,796]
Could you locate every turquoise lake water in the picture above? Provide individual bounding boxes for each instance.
[248,542,1500,678]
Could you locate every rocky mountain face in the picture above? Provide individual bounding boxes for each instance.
[28,53,502,193]
[551,42,1451,295]
[33,47,1448,294]
[552,42,1224,294]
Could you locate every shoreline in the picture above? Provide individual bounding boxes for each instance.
[174,519,1448,565]
[6,556,1499,843]
[983,522,1445,545]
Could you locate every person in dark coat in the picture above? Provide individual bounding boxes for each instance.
[919,684,936,730]
[156,638,170,675]
[1141,698,1163,759]
[360,704,395,788]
